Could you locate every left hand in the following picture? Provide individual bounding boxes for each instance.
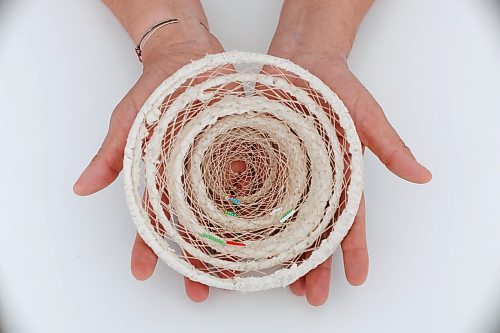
[267,12,432,306]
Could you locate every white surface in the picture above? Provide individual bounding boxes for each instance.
[0,0,499,332]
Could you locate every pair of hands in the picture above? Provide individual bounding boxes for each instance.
[73,16,431,306]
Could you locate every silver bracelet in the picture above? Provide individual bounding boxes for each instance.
[135,18,208,62]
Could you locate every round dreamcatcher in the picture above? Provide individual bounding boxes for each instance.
[123,51,363,291]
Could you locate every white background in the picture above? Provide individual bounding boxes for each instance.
[0,0,499,332]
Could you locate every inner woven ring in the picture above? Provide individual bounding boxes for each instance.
[185,112,307,233]
[147,95,338,267]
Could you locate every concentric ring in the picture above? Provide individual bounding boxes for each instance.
[123,51,363,291]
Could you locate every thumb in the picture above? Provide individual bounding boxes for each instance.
[346,76,432,184]
[73,75,154,195]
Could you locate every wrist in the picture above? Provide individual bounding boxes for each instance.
[103,0,208,44]
[140,22,215,65]
[129,7,209,46]
[271,0,373,58]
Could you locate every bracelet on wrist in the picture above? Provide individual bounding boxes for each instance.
[135,18,208,62]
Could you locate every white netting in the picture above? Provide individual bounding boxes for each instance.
[123,51,363,291]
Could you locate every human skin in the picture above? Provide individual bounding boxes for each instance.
[74,0,432,306]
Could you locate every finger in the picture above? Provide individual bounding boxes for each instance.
[305,256,333,306]
[346,75,432,184]
[289,276,306,296]
[182,252,210,302]
[73,75,155,196]
[131,232,158,280]
[184,277,210,303]
[341,193,368,286]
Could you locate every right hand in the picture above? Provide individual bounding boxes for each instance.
[73,25,225,302]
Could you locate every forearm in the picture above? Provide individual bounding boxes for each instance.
[102,0,208,44]
[273,0,373,58]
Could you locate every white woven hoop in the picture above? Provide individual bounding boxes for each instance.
[123,51,363,292]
